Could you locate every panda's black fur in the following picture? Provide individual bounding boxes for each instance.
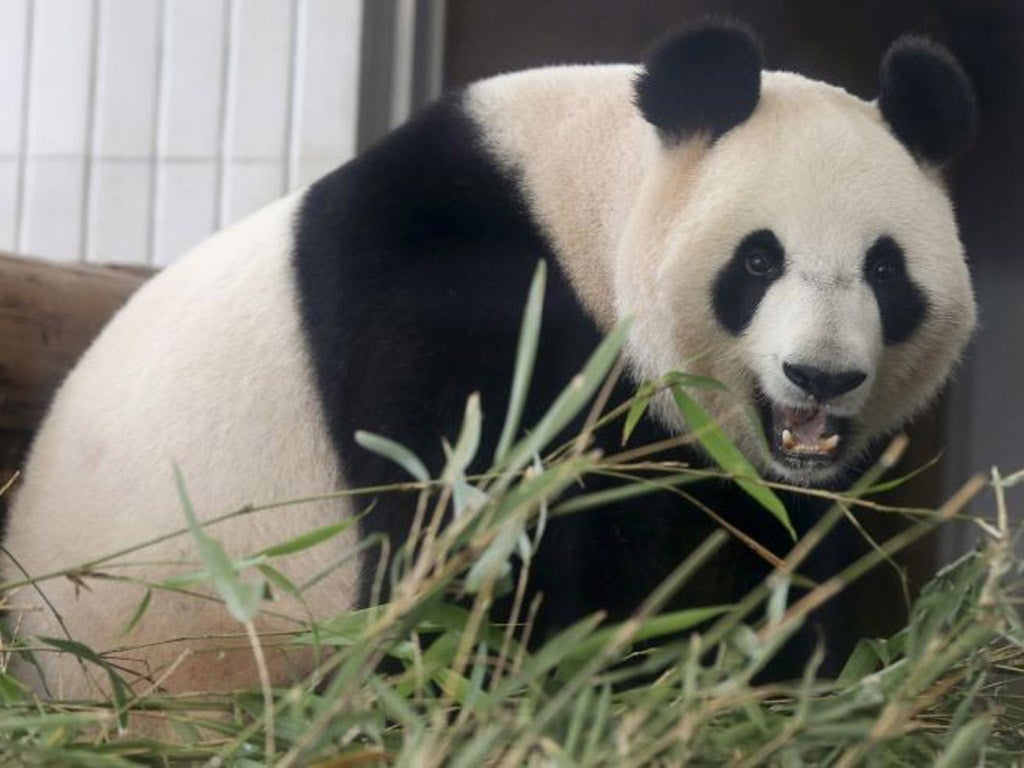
[294,89,849,675]
[880,36,977,164]
[635,20,763,142]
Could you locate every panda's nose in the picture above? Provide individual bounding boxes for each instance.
[782,363,867,401]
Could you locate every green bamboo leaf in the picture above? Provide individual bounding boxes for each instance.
[563,685,594,757]
[934,715,992,768]
[174,464,263,623]
[496,454,596,520]
[623,374,724,446]
[495,260,546,463]
[256,564,299,597]
[120,589,152,637]
[465,522,520,593]
[622,382,654,446]
[554,472,702,517]
[671,386,795,539]
[38,636,130,730]
[419,602,512,652]
[582,684,613,764]
[450,724,505,768]
[837,638,885,684]
[259,521,354,558]
[490,613,604,700]
[557,605,730,679]
[366,676,422,730]
[444,392,483,482]
[393,632,461,697]
[354,430,430,483]
[662,371,729,391]
[445,393,486,517]
[0,672,28,704]
[862,453,941,494]
[500,320,631,476]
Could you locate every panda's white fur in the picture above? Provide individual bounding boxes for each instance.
[2,28,976,698]
[3,195,359,698]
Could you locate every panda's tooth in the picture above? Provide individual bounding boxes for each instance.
[820,434,840,452]
[781,428,796,451]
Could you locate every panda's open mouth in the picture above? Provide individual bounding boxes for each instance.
[757,397,852,469]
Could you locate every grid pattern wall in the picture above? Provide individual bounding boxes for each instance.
[0,0,362,267]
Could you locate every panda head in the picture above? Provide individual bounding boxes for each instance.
[621,22,977,484]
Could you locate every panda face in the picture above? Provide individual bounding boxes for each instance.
[621,73,976,484]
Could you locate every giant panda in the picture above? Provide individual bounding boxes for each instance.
[2,22,976,699]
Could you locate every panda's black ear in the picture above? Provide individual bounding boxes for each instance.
[634,20,762,144]
[879,36,976,164]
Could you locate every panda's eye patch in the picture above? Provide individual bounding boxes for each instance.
[864,237,905,283]
[712,229,785,336]
[740,231,785,278]
[863,235,928,344]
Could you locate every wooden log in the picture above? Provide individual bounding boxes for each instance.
[0,253,152,493]
[0,253,151,432]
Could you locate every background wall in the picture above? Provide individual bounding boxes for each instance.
[0,0,362,267]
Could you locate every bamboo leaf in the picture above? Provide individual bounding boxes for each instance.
[934,715,992,768]
[553,472,702,517]
[256,564,299,597]
[38,636,131,730]
[671,385,794,539]
[622,382,654,445]
[495,260,546,463]
[444,392,483,483]
[120,589,152,637]
[557,605,730,679]
[500,320,630,476]
[837,638,885,684]
[354,430,430,483]
[259,521,354,558]
[862,453,941,494]
[490,613,605,700]
[174,464,263,623]
[0,672,28,704]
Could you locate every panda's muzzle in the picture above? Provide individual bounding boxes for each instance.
[757,397,853,469]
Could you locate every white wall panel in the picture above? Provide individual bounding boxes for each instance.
[86,0,161,264]
[1,0,362,265]
[292,0,362,184]
[21,159,85,260]
[24,0,95,157]
[296,157,339,189]
[152,163,218,267]
[92,0,161,158]
[159,0,228,159]
[223,0,295,161]
[0,162,18,249]
[0,0,30,157]
[222,163,285,226]
[88,163,153,262]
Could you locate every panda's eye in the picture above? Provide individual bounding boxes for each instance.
[871,259,895,281]
[745,250,773,276]
[744,247,782,278]
[864,236,905,284]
